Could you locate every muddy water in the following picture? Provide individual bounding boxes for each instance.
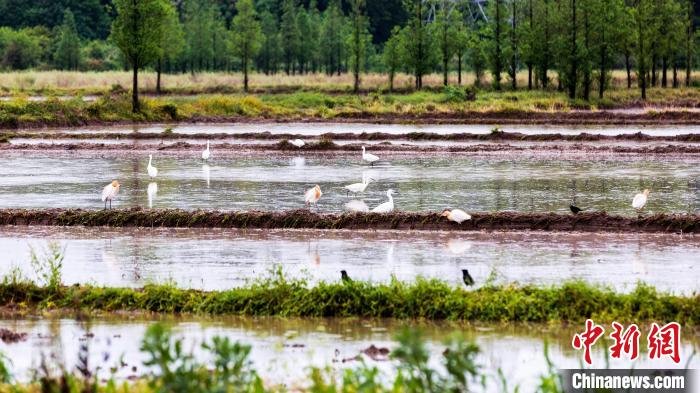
[14,122,700,136]
[0,155,699,214]
[0,227,696,292]
[0,317,695,390]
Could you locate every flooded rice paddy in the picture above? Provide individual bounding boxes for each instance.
[0,154,699,214]
[0,227,696,293]
[0,316,696,390]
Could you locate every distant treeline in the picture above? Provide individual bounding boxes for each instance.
[0,0,699,100]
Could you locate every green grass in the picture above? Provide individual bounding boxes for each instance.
[1,275,697,324]
[1,87,699,129]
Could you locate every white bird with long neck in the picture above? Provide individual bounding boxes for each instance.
[305,185,322,209]
[372,189,396,213]
[441,209,471,224]
[361,146,379,166]
[101,180,120,210]
[632,189,650,211]
[344,173,374,196]
[147,155,158,178]
[202,140,211,160]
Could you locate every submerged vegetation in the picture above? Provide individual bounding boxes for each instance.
[0,268,697,324]
[1,208,699,233]
[0,323,570,393]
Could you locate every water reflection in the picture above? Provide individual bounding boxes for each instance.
[0,316,695,390]
[0,227,696,293]
[201,164,210,187]
[147,182,158,208]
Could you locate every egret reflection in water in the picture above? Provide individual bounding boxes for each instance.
[201,164,210,187]
[147,182,158,208]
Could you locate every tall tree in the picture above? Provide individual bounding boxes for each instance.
[383,26,403,92]
[485,0,509,90]
[401,0,434,89]
[432,2,460,86]
[54,9,81,70]
[320,0,345,75]
[155,2,184,94]
[453,18,470,86]
[633,0,656,99]
[280,0,300,74]
[684,0,694,86]
[256,10,280,75]
[230,0,261,92]
[590,0,624,98]
[111,0,168,112]
[348,0,369,93]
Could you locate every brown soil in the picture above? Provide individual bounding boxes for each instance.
[4,141,700,157]
[0,208,697,233]
[8,130,700,143]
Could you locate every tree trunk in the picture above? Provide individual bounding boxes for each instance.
[651,54,657,87]
[389,70,394,92]
[673,63,678,88]
[528,65,532,90]
[568,0,576,99]
[661,57,667,88]
[599,45,606,99]
[132,64,139,113]
[457,56,462,85]
[625,53,631,88]
[156,59,162,96]
[686,0,692,87]
[511,0,517,90]
[243,54,249,93]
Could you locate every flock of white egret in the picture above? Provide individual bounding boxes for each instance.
[100,141,652,217]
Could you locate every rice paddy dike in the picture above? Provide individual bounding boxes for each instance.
[0,208,699,233]
[0,276,698,325]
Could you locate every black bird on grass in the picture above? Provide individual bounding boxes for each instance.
[462,269,474,287]
[570,205,583,215]
[341,270,352,283]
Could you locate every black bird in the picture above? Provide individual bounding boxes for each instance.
[462,269,474,287]
[341,270,352,283]
[570,205,582,214]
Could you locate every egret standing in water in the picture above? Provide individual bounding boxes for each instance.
[101,180,120,210]
[344,175,375,197]
[441,209,471,224]
[372,189,396,213]
[361,146,379,166]
[202,140,211,161]
[305,185,322,209]
[147,155,158,178]
[632,189,650,211]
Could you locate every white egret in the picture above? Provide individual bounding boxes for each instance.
[290,139,305,148]
[147,182,158,208]
[344,174,375,196]
[441,209,471,224]
[632,189,650,211]
[345,199,369,212]
[202,140,211,160]
[147,155,158,178]
[305,185,322,208]
[101,180,120,210]
[361,146,379,166]
[372,189,396,213]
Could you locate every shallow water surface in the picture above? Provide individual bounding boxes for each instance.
[0,317,695,391]
[0,155,699,214]
[1,227,696,292]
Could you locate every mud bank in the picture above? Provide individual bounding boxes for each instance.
[8,130,700,142]
[0,208,698,233]
[5,141,700,156]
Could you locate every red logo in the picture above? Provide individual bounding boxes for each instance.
[647,322,681,364]
[572,319,605,365]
